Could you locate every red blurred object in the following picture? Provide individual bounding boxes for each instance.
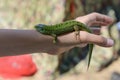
[70,0,75,18]
[0,54,37,78]
[70,0,75,13]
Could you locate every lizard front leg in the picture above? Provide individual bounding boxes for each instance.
[51,34,58,43]
[73,26,81,42]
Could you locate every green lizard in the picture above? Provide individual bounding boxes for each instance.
[34,20,94,69]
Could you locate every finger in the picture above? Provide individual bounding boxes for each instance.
[80,31,114,47]
[58,31,114,47]
[88,21,112,26]
[95,13,114,24]
[75,12,114,27]
[85,12,114,26]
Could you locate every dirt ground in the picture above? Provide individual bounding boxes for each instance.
[56,58,120,80]
[0,56,119,80]
[9,57,120,80]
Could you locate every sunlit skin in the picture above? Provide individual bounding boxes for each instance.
[0,12,114,57]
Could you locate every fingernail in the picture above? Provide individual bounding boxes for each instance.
[106,39,114,47]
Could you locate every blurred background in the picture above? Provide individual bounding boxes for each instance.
[0,0,120,80]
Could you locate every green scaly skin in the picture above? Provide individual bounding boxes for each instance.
[35,20,94,70]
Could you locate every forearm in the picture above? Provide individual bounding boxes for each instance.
[0,29,61,56]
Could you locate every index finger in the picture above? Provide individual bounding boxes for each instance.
[89,12,114,26]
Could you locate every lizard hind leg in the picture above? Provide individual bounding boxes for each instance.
[73,26,81,42]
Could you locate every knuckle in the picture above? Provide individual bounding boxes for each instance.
[80,31,88,42]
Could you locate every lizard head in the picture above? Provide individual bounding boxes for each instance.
[35,24,47,33]
[35,24,46,28]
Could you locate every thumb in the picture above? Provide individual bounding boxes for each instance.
[82,31,114,47]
